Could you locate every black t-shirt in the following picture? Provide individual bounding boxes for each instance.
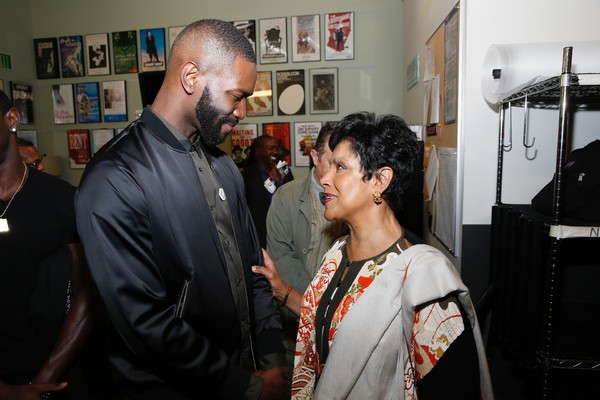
[0,168,77,384]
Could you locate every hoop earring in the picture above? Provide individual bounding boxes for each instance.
[373,191,383,205]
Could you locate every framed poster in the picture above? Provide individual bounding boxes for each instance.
[247,71,273,117]
[33,37,60,79]
[325,12,354,61]
[140,28,166,72]
[17,130,38,148]
[291,15,320,63]
[230,123,258,169]
[85,33,111,76]
[258,17,287,64]
[67,129,91,169]
[230,20,257,55]
[75,82,101,123]
[59,35,85,77]
[10,82,34,124]
[168,26,185,53]
[262,122,291,165]
[51,84,76,124]
[276,69,305,116]
[309,68,338,114]
[294,121,322,167]
[91,128,115,154]
[102,80,128,122]
[112,30,138,74]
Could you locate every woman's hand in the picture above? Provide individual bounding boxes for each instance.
[253,249,302,316]
[253,249,288,302]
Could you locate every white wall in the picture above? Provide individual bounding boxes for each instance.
[20,0,403,186]
[404,0,600,233]
[463,0,600,225]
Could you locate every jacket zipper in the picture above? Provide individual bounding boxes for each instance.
[175,279,190,318]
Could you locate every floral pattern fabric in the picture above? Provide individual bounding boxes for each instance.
[291,236,465,399]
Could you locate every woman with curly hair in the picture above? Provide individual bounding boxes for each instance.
[253,111,493,399]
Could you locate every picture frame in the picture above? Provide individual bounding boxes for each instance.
[325,12,354,61]
[262,122,291,165]
[67,129,91,169]
[246,71,273,117]
[51,84,76,124]
[140,28,166,72]
[168,26,185,54]
[112,30,138,74]
[258,17,288,64]
[17,130,38,148]
[276,69,306,116]
[10,82,34,124]
[59,35,86,77]
[33,37,60,79]
[85,33,111,76]
[230,123,258,169]
[294,121,322,167]
[309,67,338,114]
[102,80,128,122]
[291,15,321,63]
[91,128,115,154]
[75,82,101,123]
[230,20,257,56]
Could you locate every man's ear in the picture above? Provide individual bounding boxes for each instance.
[7,108,20,131]
[181,61,202,95]
[309,148,319,166]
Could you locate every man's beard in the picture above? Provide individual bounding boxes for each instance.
[196,86,238,147]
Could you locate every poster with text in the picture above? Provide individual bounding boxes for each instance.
[67,129,91,168]
[33,38,60,79]
[291,15,320,62]
[91,128,115,154]
[140,28,166,72]
[259,17,287,64]
[262,122,291,165]
[51,84,76,124]
[246,71,273,117]
[294,121,322,167]
[75,82,101,123]
[102,80,128,122]
[10,82,34,124]
[112,30,138,74]
[85,33,111,76]
[59,35,85,77]
[276,69,305,116]
[230,123,258,169]
[325,12,354,60]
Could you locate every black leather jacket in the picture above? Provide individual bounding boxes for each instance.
[76,109,283,399]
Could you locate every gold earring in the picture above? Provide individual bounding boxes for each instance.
[373,191,383,205]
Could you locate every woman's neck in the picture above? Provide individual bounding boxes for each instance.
[345,211,403,262]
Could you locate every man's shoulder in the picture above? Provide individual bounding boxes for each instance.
[274,175,308,198]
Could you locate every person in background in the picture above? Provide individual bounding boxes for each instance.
[17,137,45,171]
[75,19,289,400]
[265,123,345,369]
[253,111,494,399]
[242,135,293,248]
[0,89,97,400]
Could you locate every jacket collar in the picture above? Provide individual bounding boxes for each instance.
[140,107,187,152]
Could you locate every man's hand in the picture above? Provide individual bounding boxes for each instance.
[255,366,290,400]
[0,381,67,400]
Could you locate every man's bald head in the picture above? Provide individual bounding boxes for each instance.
[169,19,256,77]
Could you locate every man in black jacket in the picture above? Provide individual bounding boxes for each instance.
[75,19,288,400]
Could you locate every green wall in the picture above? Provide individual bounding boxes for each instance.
[1,0,404,186]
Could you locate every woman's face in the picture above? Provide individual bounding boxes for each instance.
[320,140,373,223]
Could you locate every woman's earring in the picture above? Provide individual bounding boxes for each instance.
[373,191,383,205]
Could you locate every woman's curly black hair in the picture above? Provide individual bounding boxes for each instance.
[328,111,420,216]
